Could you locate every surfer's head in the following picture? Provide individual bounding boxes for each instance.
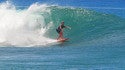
[61,21,64,25]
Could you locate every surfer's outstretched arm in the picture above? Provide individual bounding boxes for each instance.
[65,26,71,29]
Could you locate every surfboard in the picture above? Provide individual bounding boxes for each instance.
[57,38,69,42]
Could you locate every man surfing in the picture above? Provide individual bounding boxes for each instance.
[56,21,71,40]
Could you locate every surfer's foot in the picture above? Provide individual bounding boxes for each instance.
[57,37,65,40]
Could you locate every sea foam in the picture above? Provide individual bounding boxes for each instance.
[0,1,56,47]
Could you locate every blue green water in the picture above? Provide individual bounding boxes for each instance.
[0,45,125,70]
[0,0,125,70]
[45,6,125,47]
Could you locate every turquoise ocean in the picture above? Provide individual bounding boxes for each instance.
[0,0,125,70]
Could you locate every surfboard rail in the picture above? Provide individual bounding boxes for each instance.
[57,38,69,42]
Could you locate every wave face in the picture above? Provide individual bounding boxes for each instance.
[0,1,125,47]
[46,6,125,46]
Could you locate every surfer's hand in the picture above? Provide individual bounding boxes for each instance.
[66,26,71,29]
[68,27,71,30]
[69,27,71,29]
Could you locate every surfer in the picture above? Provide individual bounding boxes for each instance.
[56,21,71,40]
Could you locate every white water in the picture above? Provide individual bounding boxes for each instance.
[0,2,56,46]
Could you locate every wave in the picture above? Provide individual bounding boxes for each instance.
[0,1,125,47]
[46,5,125,46]
[0,2,57,47]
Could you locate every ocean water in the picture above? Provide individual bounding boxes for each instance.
[0,0,125,70]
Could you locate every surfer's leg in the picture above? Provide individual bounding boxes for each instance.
[57,34,60,40]
[57,35,60,40]
[57,31,63,40]
[60,31,64,39]
[57,32,61,40]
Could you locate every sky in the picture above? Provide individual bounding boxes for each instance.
[0,0,125,8]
